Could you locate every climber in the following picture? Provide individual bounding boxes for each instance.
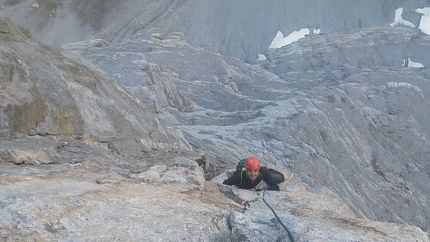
[223,156,280,191]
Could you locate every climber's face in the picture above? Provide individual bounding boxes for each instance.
[246,168,259,181]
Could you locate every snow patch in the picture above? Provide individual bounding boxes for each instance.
[269,29,310,49]
[390,7,415,27]
[407,58,425,68]
[257,54,267,62]
[416,7,430,35]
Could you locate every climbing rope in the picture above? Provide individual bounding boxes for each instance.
[241,191,295,241]
[261,190,295,242]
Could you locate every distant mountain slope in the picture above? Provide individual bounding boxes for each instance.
[1,0,428,62]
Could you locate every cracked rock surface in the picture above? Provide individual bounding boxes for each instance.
[1,0,430,240]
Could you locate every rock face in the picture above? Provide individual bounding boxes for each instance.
[0,16,189,155]
[1,0,430,241]
[215,174,429,242]
[1,150,231,241]
[1,0,427,63]
[63,25,430,234]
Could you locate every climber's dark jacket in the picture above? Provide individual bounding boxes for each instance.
[223,168,280,191]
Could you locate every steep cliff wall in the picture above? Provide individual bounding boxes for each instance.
[1,0,430,240]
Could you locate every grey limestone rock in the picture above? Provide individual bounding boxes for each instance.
[1,0,430,241]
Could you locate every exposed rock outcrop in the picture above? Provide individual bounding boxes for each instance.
[62,23,430,235]
[1,1,430,241]
[0,16,189,156]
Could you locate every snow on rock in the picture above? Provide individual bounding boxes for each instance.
[269,29,310,49]
[390,7,415,27]
[416,7,430,35]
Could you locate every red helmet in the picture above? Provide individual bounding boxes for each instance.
[245,156,260,170]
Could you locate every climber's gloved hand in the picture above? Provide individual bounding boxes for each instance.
[241,200,251,210]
